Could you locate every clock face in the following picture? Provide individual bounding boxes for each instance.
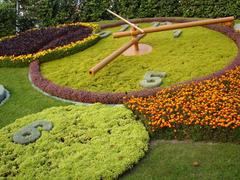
[39,22,236,98]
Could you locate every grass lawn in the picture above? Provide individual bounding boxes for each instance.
[0,67,68,128]
[41,23,237,92]
[121,140,240,180]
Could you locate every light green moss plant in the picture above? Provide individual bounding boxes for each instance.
[0,104,149,179]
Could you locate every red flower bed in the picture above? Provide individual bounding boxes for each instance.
[0,25,92,56]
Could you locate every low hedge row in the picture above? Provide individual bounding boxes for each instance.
[29,17,240,104]
[0,23,100,67]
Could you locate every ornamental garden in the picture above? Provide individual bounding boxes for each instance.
[0,1,240,179]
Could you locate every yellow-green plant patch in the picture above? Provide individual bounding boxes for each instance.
[0,104,149,179]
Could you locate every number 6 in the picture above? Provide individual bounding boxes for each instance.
[13,120,53,145]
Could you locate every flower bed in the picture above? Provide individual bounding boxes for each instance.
[0,22,100,67]
[29,17,240,104]
[0,104,149,179]
[125,66,240,142]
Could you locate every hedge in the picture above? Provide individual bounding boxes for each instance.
[180,0,240,18]
[0,2,15,38]
[3,0,239,36]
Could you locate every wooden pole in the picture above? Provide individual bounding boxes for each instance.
[113,16,234,38]
[131,27,139,51]
[89,34,145,75]
[106,9,145,33]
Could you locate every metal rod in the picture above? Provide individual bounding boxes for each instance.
[113,16,235,38]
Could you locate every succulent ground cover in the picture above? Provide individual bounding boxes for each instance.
[0,104,149,179]
[126,66,240,142]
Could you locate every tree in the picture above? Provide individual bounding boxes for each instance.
[0,2,16,37]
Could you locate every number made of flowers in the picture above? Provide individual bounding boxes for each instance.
[13,120,53,145]
[98,31,112,38]
[140,71,167,88]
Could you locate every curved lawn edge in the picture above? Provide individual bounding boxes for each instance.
[28,71,124,107]
[29,17,240,104]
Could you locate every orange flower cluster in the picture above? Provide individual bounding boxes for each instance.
[126,66,240,132]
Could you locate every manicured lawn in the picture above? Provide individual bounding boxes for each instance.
[0,67,68,128]
[41,23,237,92]
[121,140,240,180]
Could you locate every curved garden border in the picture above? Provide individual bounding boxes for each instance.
[0,23,100,67]
[29,17,240,104]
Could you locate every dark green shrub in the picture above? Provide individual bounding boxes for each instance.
[2,0,239,35]
[16,15,36,32]
[138,0,181,18]
[0,2,16,37]
[75,0,111,21]
[180,0,240,18]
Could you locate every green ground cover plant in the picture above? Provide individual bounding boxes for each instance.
[0,104,149,179]
[41,23,237,92]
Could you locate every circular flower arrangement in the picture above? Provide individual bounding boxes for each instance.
[29,17,240,104]
[0,104,149,179]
